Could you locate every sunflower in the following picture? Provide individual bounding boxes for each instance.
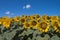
[20,17,26,23]
[36,18,42,23]
[29,20,38,29]
[13,16,20,22]
[20,15,25,18]
[23,22,31,29]
[37,21,50,32]
[41,14,47,20]
[50,16,58,22]
[25,16,31,22]
[30,15,36,20]
[34,14,40,19]
[58,22,60,27]
[2,16,8,19]
[3,19,11,29]
[26,16,31,19]
[46,16,51,22]
[2,17,8,21]
[0,18,2,24]
[52,21,60,33]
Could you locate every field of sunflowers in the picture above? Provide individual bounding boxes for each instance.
[0,14,60,40]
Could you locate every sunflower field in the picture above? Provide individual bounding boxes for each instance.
[0,14,60,40]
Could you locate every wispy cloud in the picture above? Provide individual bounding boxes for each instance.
[5,11,14,17]
[5,11,10,15]
[23,4,31,9]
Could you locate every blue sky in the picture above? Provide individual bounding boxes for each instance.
[0,0,60,17]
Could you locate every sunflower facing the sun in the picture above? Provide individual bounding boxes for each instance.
[37,21,50,32]
[2,18,11,29]
[0,14,60,33]
[23,22,31,29]
[13,16,20,22]
[29,20,38,29]
[50,16,58,22]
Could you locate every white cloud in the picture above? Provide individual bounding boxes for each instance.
[26,4,31,8]
[5,11,10,15]
[5,11,14,17]
[23,4,31,9]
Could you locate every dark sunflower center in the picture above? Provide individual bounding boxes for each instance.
[21,18,25,23]
[32,21,37,26]
[40,22,47,29]
[36,15,40,18]
[32,17,35,19]
[47,16,50,20]
[42,16,45,20]
[26,23,30,27]
[16,18,20,21]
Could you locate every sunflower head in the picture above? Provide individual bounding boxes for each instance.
[29,20,37,29]
[0,18,3,24]
[30,20,37,26]
[46,16,51,22]
[2,18,12,29]
[20,18,26,23]
[27,16,31,19]
[37,18,42,22]
[23,22,31,29]
[25,16,31,22]
[58,22,60,27]
[2,16,8,19]
[21,15,25,18]
[13,16,20,22]
[41,14,47,20]
[3,20,11,29]
[37,21,50,32]
[52,21,60,33]
[30,15,36,20]
[40,22,47,29]
[51,16,58,22]
[34,14,40,19]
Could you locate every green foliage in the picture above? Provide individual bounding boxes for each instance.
[0,22,60,40]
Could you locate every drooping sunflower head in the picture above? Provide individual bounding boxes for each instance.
[23,22,31,29]
[37,21,50,32]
